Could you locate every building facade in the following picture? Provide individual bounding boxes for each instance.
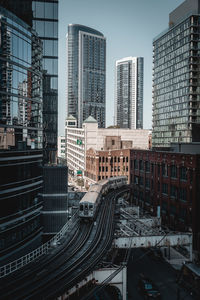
[0,6,43,264]
[115,57,144,129]
[58,136,66,159]
[65,115,150,179]
[85,148,130,185]
[130,149,200,257]
[66,24,106,128]
[152,0,200,148]
[41,165,68,240]
[0,0,59,163]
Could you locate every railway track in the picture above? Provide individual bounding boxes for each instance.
[0,188,127,299]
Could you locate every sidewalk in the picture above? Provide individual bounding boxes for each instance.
[160,246,190,270]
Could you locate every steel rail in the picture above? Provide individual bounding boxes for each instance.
[0,211,79,278]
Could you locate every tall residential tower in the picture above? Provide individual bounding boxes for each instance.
[152,0,200,148]
[66,24,106,128]
[115,57,144,129]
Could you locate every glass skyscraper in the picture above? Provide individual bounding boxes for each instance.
[0,0,59,163]
[0,6,43,264]
[0,0,58,263]
[115,57,144,129]
[67,24,106,128]
[152,0,200,148]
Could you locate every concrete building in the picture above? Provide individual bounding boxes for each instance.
[130,148,200,259]
[58,136,66,159]
[115,57,144,129]
[65,115,150,179]
[152,0,200,148]
[66,24,106,128]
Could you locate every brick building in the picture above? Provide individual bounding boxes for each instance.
[130,149,200,257]
[85,148,130,185]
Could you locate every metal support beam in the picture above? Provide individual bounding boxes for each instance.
[114,233,192,249]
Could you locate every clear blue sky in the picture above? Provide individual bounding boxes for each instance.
[58,0,183,135]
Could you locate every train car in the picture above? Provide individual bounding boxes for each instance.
[79,184,103,220]
[79,176,127,220]
[108,176,127,189]
[98,179,109,195]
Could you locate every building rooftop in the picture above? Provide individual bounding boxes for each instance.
[83,116,98,123]
[66,115,77,120]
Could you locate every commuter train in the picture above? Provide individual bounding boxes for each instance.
[79,176,127,220]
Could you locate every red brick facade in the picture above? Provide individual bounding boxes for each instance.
[130,149,200,255]
[85,148,130,184]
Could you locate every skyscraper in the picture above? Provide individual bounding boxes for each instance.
[0,0,59,163]
[115,57,143,129]
[0,0,58,263]
[152,0,200,148]
[0,6,43,264]
[66,24,106,128]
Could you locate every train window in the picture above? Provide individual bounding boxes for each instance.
[84,205,88,210]
[89,205,93,210]
[80,205,83,211]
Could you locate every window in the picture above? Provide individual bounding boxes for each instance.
[139,176,144,186]
[145,178,150,189]
[106,166,108,172]
[139,160,144,171]
[170,185,177,198]
[134,159,138,169]
[179,187,187,202]
[171,165,177,178]
[126,157,128,162]
[99,166,101,172]
[106,157,108,163]
[145,161,150,172]
[112,140,115,145]
[99,157,101,163]
[180,167,187,181]
[162,183,168,195]
[134,176,139,184]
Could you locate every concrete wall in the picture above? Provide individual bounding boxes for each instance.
[169,0,200,26]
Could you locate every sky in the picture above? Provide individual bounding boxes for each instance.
[58,0,183,136]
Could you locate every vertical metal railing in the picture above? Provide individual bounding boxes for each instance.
[0,210,79,278]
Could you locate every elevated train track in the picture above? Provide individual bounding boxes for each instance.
[0,181,128,299]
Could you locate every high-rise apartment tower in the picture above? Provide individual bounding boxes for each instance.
[152,0,200,148]
[66,24,106,128]
[115,57,144,129]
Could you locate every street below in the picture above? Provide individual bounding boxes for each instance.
[127,248,194,300]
